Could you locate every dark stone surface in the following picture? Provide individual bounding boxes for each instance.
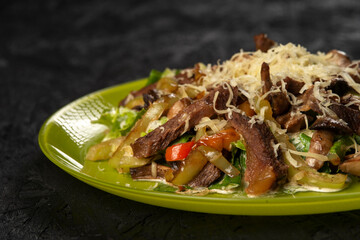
[1,0,360,239]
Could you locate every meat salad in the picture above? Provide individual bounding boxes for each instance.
[86,34,360,197]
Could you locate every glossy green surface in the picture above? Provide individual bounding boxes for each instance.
[39,79,360,215]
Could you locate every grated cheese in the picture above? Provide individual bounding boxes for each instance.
[288,149,329,162]
[193,43,359,124]
[194,117,228,133]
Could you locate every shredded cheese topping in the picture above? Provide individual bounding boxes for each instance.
[192,43,360,124]
[194,117,228,133]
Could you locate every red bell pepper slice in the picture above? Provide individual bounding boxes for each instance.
[165,141,195,161]
[196,128,240,151]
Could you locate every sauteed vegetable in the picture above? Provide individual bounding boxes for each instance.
[86,34,360,197]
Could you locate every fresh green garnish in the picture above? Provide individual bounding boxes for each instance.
[145,68,178,86]
[291,133,311,153]
[93,107,145,140]
[232,140,246,151]
[329,136,354,160]
[146,69,162,86]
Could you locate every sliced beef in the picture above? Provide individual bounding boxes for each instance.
[228,112,288,196]
[341,94,360,110]
[261,62,273,93]
[167,98,192,119]
[298,86,322,114]
[281,77,305,96]
[187,162,222,188]
[305,130,334,170]
[254,33,275,52]
[268,92,291,116]
[276,111,307,133]
[329,103,360,135]
[119,83,157,106]
[261,62,290,116]
[130,164,174,181]
[131,84,238,158]
[310,116,353,134]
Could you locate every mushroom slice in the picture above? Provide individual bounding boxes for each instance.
[310,116,353,135]
[326,50,351,67]
[305,130,334,170]
[339,154,360,176]
[329,103,360,135]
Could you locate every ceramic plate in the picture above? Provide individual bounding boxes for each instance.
[38,79,360,215]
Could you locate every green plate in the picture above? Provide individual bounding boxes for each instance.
[38,79,360,215]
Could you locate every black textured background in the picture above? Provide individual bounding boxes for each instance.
[2,0,360,239]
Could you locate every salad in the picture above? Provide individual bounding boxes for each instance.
[85,34,360,197]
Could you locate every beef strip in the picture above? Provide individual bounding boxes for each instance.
[298,86,323,114]
[119,83,157,106]
[341,94,360,110]
[268,92,291,117]
[131,84,238,158]
[228,112,288,196]
[254,34,275,52]
[187,162,222,188]
[276,110,307,133]
[167,98,192,119]
[261,62,273,93]
[130,164,174,181]
[261,62,290,116]
[281,77,305,96]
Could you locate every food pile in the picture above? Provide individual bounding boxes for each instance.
[86,34,360,197]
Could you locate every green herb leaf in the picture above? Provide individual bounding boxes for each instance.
[145,69,162,86]
[329,136,354,160]
[232,140,246,151]
[291,133,311,153]
[92,107,145,140]
[145,68,178,86]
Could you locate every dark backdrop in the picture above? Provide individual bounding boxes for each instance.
[1,0,360,239]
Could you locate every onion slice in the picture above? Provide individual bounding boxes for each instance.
[197,145,240,178]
